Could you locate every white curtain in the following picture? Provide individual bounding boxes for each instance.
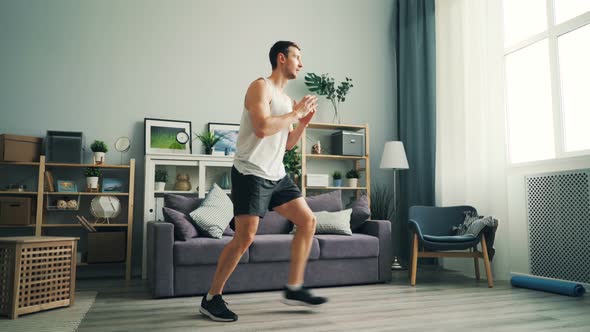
[435,0,511,279]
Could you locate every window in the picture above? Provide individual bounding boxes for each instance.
[503,0,590,164]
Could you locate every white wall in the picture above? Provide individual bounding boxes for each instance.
[0,0,397,275]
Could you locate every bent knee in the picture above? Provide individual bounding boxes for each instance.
[234,232,256,250]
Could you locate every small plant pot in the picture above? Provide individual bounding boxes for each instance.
[347,178,358,188]
[205,147,213,155]
[93,152,105,165]
[333,179,342,187]
[86,176,99,190]
[155,182,166,191]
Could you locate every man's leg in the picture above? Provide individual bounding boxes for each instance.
[273,197,316,285]
[200,215,258,322]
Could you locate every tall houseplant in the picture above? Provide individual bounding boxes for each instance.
[283,145,302,185]
[304,73,354,124]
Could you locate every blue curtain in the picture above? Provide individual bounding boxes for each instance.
[393,0,436,265]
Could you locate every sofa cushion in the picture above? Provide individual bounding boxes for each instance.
[189,184,234,238]
[249,234,320,263]
[162,207,198,240]
[423,234,476,243]
[349,195,371,231]
[257,211,292,235]
[174,236,248,265]
[315,234,379,259]
[165,193,234,236]
[305,190,342,212]
[291,209,353,235]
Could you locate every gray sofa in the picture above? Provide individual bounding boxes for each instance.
[146,191,392,298]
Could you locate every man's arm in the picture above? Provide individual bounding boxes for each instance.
[286,106,315,150]
[246,79,316,138]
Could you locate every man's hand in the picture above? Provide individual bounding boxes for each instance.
[299,109,316,127]
[293,95,318,119]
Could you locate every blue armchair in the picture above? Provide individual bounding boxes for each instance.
[408,205,493,288]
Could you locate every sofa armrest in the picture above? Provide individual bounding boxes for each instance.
[147,221,174,298]
[358,219,392,282]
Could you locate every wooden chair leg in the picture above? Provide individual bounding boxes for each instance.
[472,247,480,280]
[410,233,418,286]
[481,235,493,288]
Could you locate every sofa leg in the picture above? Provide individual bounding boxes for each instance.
[472,247,480,280]
[481,235,493,288]
[410,233,418,286]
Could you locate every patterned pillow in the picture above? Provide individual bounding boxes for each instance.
[291,209,353,236]
[189,184,234,239]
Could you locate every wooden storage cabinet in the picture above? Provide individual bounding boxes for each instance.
[0,236,78,319]
[0,156,135,280]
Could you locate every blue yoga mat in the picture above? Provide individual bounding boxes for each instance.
[511,275,586,297]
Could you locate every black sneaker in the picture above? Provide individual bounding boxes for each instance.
[199,295,238,322]
[282,287,328,307]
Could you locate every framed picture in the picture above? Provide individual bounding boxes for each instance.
[144,118,192,155]
[208,122,239,156]
[102,178,124,193]
[57,180,78,192]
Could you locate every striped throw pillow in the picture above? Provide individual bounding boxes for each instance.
[189,184,233,239]
[291,209,353,235]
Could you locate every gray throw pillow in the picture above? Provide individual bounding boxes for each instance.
[162,207,198,241]
[305,190,342,212]
[164,194,203,215]
[291,209,353,235]
[189,184,234,239]
[349,195,371,231]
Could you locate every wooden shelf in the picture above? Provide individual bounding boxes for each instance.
[78,262,125,266]
[307,186,367,190]
[44,192,129,196]
[0,161,40,166]
[0,224,35,227]
[0,191,38,195]
[307,122,366,130]
[42,224,128,227]
[45,162,130,169]
[305,154,366,160]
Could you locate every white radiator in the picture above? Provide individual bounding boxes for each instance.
[525,169,590,284]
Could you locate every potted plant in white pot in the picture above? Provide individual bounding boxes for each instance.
[196,131,224,155]
[346,169,360,188]
[332,171,342,187]
[84,167,101,191]
[155,169,167,191]
[90,140,108,165]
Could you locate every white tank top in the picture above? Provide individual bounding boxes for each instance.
[233,77,292,181]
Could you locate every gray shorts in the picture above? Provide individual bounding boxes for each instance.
[231,166,302,217]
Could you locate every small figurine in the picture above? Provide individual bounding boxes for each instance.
[174,173,192,191]
[311,140,322,154]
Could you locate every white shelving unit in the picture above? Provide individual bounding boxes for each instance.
[142,153,233,278]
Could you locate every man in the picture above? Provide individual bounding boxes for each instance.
[199,41,327,322]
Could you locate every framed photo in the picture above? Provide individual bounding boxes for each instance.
[208,122,239,156]
[57,180,78,192]
[145,118,192,155]
[102,178,124,193]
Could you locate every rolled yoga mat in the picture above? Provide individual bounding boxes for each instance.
[511,275,586,297]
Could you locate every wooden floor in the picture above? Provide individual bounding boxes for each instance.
[72,269,589,331]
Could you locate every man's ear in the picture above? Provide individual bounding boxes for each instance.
[278,52,287,64]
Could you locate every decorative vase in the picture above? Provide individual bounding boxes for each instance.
[333,179,342,187]
[86,176,99,190]
[93,152,105,165]
[331,102,342,124]
[174,174,192,191]
[220,173,231,189]
[347,178,358,188]
[311,141,322,154]
[155,182,166,191]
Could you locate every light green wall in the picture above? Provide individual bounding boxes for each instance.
[0,0,396,276]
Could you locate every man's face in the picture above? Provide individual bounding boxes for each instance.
[281,46,303,79]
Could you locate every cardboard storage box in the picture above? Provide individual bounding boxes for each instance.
[331,131,365,156]
[87,231,126,263]
[0,134,42,162]
[0,197,33,225]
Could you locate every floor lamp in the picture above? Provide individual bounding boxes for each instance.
[380,141,409,270]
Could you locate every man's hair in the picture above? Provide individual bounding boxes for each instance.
[269,41,300,70]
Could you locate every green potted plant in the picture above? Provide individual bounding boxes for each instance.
[196,131,225,155]
[90,140,108,165]
[345,169,360,188]
[304,73,354,124]
[332,171,342,187]
[84,167,102,191]
[155,169,168,191]
[283,146,302,185]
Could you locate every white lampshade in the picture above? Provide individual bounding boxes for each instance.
[380,141,409,169]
